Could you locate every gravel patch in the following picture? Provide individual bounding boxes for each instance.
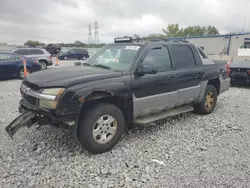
[1,80,250,187]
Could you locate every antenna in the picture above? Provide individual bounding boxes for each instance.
[88,24,92,44]
[94,21,100,44]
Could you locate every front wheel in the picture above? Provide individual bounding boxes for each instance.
[194,85,218,114]
[39,60,47,70]
[77,103,125,154]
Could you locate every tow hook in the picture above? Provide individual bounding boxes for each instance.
[5,111,37,139]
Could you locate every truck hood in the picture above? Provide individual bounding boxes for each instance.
[25,66,122,88]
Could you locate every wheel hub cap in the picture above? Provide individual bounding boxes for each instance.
[41,62,46,69]
[205,92,214,108]
[93,115,117,144]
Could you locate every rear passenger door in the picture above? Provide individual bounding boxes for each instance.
[68,49,76,58]
[131,45,178,118]
[171,44,203,104]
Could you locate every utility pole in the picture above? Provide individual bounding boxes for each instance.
[88,24,92,44]
[244,17,246,33]
[94,21,100,44]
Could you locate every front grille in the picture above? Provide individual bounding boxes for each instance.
[22,80,39,91]
[20,87,38,106]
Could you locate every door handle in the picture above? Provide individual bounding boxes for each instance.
[169,76,175,80]
[193,73,199,78]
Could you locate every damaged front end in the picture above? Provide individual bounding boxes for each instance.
[5,100,78,139]
[5,110,38,139]
[5,82,80,138]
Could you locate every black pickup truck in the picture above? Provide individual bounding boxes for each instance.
[6,37,230,153]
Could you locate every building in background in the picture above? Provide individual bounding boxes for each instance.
[169,33,250,56]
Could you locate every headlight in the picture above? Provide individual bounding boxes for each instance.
[42,88,65,95]
[39,88,65,109]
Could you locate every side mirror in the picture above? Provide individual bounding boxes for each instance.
[135,64,157,76]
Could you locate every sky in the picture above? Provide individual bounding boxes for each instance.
[0,0,249,45]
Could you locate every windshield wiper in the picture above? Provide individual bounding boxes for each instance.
[93,64,111,69]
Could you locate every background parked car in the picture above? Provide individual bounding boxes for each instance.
[0,52,41,79]
[43,43,61,55]
[229,60,250,85]
[12,48,53,70]
[58,48,89,60]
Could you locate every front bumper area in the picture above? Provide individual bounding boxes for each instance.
[5,110,36,138]
[5,99,78,138]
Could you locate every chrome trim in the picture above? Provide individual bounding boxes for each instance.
[21,84,56,100]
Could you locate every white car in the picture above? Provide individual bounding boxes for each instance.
[12,48,53,70]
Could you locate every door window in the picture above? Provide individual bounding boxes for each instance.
[142,46,172,72]
[69,49,75,53]
[172,45,196,68]
[28,49,44,55]
[0,54,20,61]
[14,49,28,55]
[0,54,11,61]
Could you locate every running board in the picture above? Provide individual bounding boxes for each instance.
[134,105,194,124]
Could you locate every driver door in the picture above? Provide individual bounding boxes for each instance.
[131,44,178,118]
[68,49,75,58]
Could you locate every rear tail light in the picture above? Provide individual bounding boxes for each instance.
[33,59,38,63]
[226,60,231,76]
[49,56,52,59]
[247,70,250,75]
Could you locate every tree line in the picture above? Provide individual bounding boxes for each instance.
[23,24,221,47]
[134,24,220,40]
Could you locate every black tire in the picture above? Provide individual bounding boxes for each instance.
[194,85,218,114]
[77,103,125,154]
[39,60,47,70]
[17,67,31,79]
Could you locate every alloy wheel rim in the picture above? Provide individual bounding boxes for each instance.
[41,62,46,69]
[205,92,214,109]
[92,115,117,144]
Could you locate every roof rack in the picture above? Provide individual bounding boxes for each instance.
[114,36,189,43]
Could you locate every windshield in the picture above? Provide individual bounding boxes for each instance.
[85,44,140,71]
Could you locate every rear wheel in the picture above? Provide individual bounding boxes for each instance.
[17,67,31,79]
[77,103,125,153]
[194,85,218,114]
[39,60,47,70]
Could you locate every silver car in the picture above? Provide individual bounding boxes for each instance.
[12,48,53,70]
